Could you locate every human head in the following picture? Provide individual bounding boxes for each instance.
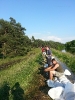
[52,58,57,64]
[46,46,50,50]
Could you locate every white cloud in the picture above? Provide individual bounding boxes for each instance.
[28,32,75,43]
[41,36,62,42]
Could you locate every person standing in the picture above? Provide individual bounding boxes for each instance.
[45,46,52,67]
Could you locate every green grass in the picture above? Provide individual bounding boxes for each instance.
[52,48,75,73]
[0,56,25,65]
[0,48,42,100]
[0,48,35,66]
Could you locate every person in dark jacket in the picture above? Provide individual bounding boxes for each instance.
[45,46,52,67]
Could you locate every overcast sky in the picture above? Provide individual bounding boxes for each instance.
[0,0,75,43]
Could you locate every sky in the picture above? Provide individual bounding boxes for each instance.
[0,0,75,43]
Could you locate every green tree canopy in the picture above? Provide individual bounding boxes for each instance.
[65,40,75,54]
[0,17,65,59]
[0,18,31,58]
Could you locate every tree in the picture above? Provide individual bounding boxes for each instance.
[65,40,75,54]
[0,18,31,58]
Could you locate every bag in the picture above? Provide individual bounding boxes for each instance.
[44,64,48,68]
[63,82,75,98]
[64,69,71,75]
[47,80,54,87]
[48,86,64,99]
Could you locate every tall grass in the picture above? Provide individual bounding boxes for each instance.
[0,48,42,100]
[0,48,36,65]
[52,48,75,73]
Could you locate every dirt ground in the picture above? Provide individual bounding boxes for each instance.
[25,63,52,100]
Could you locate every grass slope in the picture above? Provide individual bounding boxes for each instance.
[0,48,42,100]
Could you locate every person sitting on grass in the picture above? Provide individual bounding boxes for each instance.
[44,58,64,80]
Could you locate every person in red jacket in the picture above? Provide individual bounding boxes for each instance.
[41,47,46,55]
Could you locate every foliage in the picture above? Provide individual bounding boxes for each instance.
[65,40,75,54]
[0,17,64,59]
[0,17,31,58]
[31,38,65,51]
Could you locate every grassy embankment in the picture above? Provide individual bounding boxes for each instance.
[52,48,75,73]
[0,48,44,100]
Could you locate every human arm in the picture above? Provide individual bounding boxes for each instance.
[49,64,59,71]
[44,65,52,71]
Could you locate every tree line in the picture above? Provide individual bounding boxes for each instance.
[0,17,64,59]
[65,40,75,54]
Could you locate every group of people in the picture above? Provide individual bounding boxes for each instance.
[41,46,64,80]
[41,46,75,100]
